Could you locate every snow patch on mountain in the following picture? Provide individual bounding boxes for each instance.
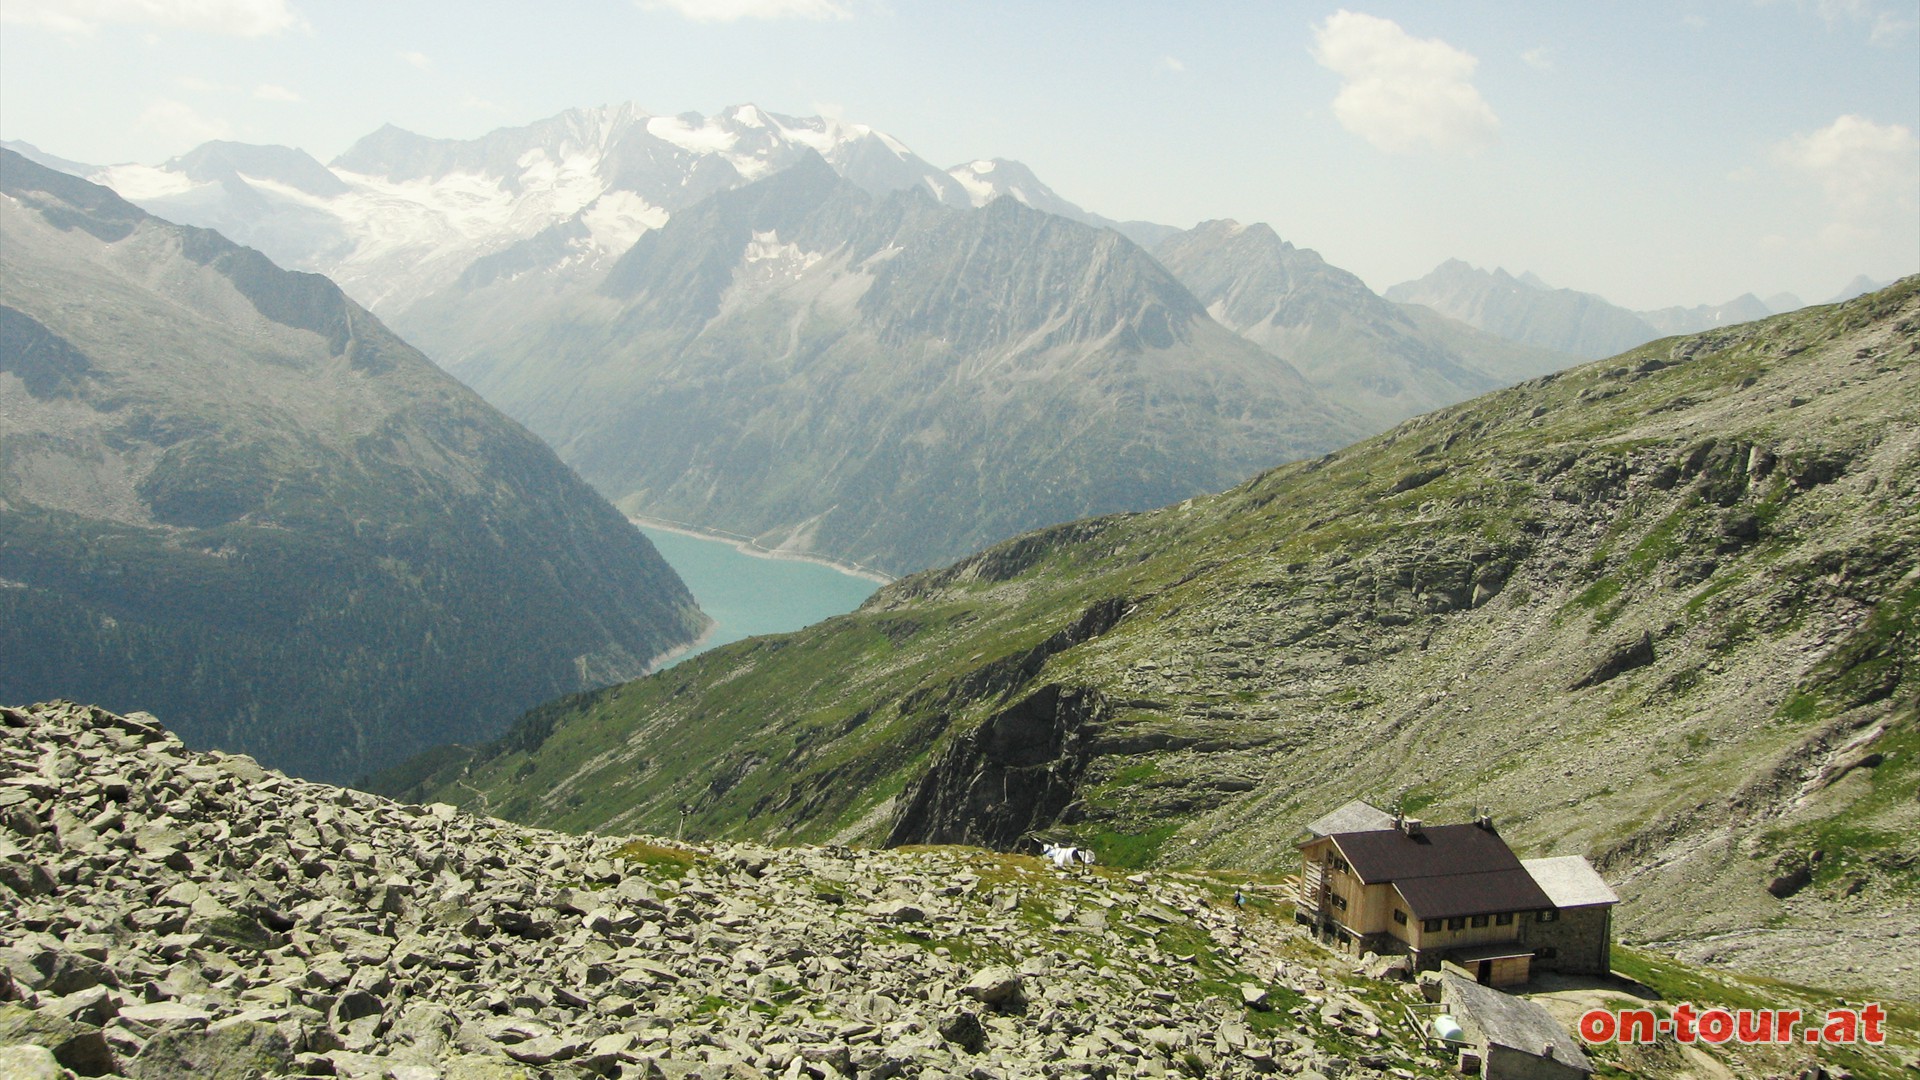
[948,162,1000,206]
[743,228,824,271]
[581,190,667,254]
[646,115,742,157]
[91,163,198,201]
[72,102,1175,323]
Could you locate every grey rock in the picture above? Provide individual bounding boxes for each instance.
[1568,630,1655,690]
[937,1010,987,1054]
[126,1019,292,1080]
[502,1034,583,1064]
[959,967,1023,1009]
[117,1002,213,1029]
[0,1043,64,1080]
[866,901,926,924]
[0,1002,116,1075]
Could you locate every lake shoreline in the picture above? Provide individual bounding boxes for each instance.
[643,616,719,674]
[628,513,895,585]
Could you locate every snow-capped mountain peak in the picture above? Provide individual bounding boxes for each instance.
[51,103,1179,318]
[71,103,965,316]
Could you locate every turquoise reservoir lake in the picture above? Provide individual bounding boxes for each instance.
[639,526,882,666]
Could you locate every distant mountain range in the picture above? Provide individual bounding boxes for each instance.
[1386,259,1892,359]
[5,114,1881,362]
[0,149,706,781]
[3,105,1174,320]
[404,155,1361,575]
[8,104,1883,572]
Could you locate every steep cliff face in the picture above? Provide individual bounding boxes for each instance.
[385,281,1920,996]
[402,156,1360,575]
[886,683,1108,849]
[0,150,706,782]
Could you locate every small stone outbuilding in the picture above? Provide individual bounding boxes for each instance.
[1441,972,1593,1080]
[1518,856,1618,976]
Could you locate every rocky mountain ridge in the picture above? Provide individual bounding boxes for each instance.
[1154,221,1574,428]
[383,280,1920,999]
[1385,260,1883,360]
[21,105,1173,322]
[0,149,705,782]
[1385,260,1672,359]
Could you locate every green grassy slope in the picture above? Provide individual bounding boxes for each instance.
[381,280,1919,995]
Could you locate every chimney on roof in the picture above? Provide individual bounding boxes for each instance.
[1400,817,1424,837]
[1476,813,1494,830]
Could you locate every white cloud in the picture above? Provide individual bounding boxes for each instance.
[1775,114,1920,246]
[1157,55,1186,75]
[1781,0,1920,44]
[398,50,432,70]
[1311,10,1499,155]
[253,83,301,102]
[1,0,300,36]
[638,0,850,21]
[1867,11,1916,42]
[1521,46,1552,71]
[139,98,233,146]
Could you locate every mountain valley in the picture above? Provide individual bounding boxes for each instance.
[19,107,1854,580]
[4,86,1914,1080]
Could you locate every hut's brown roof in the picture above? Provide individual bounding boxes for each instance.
[1329,823,1554,920]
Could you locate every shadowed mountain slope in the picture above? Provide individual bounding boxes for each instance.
[0,149,706,781]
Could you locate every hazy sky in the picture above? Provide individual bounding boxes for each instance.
[2,0,1916,309]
